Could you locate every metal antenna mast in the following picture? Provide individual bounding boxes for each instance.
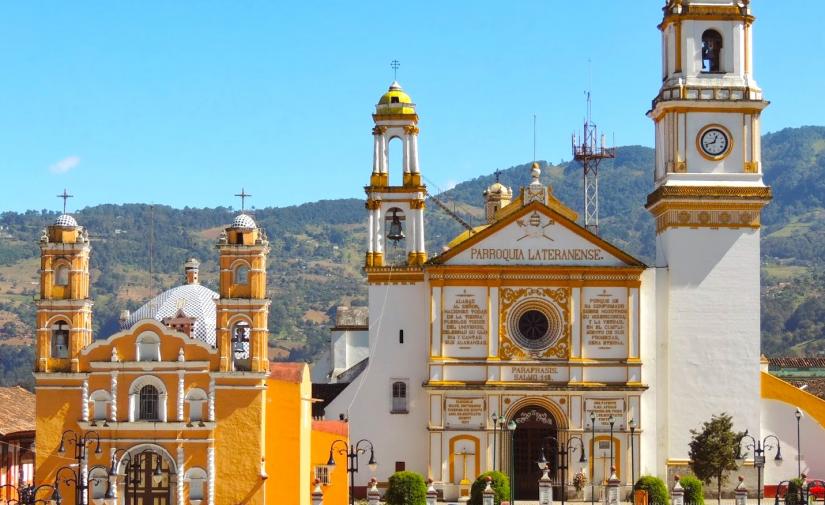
[572,91,615,235]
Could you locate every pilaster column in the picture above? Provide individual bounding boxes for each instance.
[208,379,216,422]
[81,379,89,422]
[207,445,216,505]
[110,372,118,422]
[177,446,185,505]
[159,392,168,422]
[409,127,420,174]
[374,207,383,255]
[177,371,185,422]
[417,206,426,255]
[402,134,411,174]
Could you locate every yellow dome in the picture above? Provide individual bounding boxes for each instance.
[375,81,416,116]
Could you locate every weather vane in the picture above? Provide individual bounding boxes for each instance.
[391,60,400,80]
[57,189,73,214]
[235,188,252,212]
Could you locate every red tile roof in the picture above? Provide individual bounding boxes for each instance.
[269,362,306,383]
[769,357,825,368]
[0,387,35,437]
[312,420,348,436]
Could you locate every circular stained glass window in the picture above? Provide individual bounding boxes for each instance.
[518,310,549,341]
[508,299,563,351]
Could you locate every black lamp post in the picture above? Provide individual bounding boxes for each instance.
[795,408,802,479]
[507,420,517,505]
[56,429,102,505]
[0,483,59,505]
[536,435,587,505]
[608,416,615,473]
[492,412,499,472]
[737,431,782,505]
[629,419,637,489]
[326,438,378,505]
[589,411,596,505]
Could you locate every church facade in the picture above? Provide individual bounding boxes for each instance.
[325,0,825,500]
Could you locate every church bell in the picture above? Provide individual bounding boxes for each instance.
[387,209,405,243]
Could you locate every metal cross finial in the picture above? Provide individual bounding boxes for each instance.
[494,169,502,183]
[57,189,74,214]
[235,188,252,211]
[390,60,400,80]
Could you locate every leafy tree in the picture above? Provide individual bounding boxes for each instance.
[470,471,510,505]
[688,413,742,505]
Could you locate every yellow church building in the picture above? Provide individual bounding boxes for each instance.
[31,210,348,504]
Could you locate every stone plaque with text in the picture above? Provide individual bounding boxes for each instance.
[582,287,628,359]
[444,397,486,428]
[441,287,488,357]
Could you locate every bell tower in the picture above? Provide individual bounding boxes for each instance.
[365,81,427,268]
[215,197,270,373]
[647,0,771,465]
[35,191,93,373]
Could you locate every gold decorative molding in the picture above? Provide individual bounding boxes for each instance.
[652,207,761,233]
[372,113,419,122]
[369,173,388,187]
[744,161,759,173]
[646,185,772,207]
[403,172,423,187]
[372,125,387,135]
[498,287,569,361]
[409,199,426,210]
[404,125,420,135]
[671,161,687,173]
[365,199,381,210]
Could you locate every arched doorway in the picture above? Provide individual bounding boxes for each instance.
[114,446,176,505]
[510,405,558,500]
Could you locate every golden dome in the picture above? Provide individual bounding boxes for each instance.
[375,81,416,116]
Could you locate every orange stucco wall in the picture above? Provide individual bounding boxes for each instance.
[311,421,350,505]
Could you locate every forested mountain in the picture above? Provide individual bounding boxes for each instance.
[3,126,825,389]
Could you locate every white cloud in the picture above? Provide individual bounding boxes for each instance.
[49,155,80,174]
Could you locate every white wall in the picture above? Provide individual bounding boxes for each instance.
[660,227,762,460]
[762,398,825,483]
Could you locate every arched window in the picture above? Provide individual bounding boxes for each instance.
[185,388,208,423]
[231,320,251,371]
[234,264,249,285]
[51,321,70,359]
[185,467,207,501]
[54,264,70,286]
[89,466,109,499]
[136,332,161,362]
[89,390,112,421]
[139,385,160,421]
[391,380,408,413]
[702,29,723,72]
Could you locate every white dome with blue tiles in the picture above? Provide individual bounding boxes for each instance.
[123,283,219,346]
[54,214,78,227]
[232,213,257,229]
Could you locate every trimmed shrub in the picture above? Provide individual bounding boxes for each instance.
[635,475,670,505]
[679,475,704,505]
[469,471,511,505]
[385,471,428,505]
[786,478,805,505]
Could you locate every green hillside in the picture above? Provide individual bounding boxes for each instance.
[3,126,825,389]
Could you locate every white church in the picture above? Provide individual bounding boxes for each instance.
[323,0,825,500]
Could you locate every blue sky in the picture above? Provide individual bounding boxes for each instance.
[1,1,823,213]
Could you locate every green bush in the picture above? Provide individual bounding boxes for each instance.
[635,475,670,505]
[469,471,511,505]
[678,475,704,505]
[385,471,428,505]
[786,478,805,505]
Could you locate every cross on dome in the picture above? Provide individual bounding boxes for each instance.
[235,188,252,212]
[57,189,73,214]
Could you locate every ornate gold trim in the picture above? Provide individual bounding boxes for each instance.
[696,123,734,161]
[369,173,388,187]
[372,113,419,122]
[498,287,570,361]
[744,161,759,173]
[403,125,420,135]
[403,172,423,187]
[372,126,387,135]
[646,185,772,207]
[651,207,761,233]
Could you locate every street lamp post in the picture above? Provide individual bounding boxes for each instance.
[56,429,102,505]
[492,412,499,472]
[326,439,378,505]
[0,483,59,505]
[795,409,802,479]
[536,435,587,505]
[589,412,597,505]
[738,432,783,505]
[629,419,637,489]
[507,420,517,505]
[608,416,615,473]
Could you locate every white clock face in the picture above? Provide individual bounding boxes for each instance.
[700,128,730,157]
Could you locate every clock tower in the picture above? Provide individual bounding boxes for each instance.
[646,0,772,467]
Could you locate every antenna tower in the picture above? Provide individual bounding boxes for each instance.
[572,92,615,234]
